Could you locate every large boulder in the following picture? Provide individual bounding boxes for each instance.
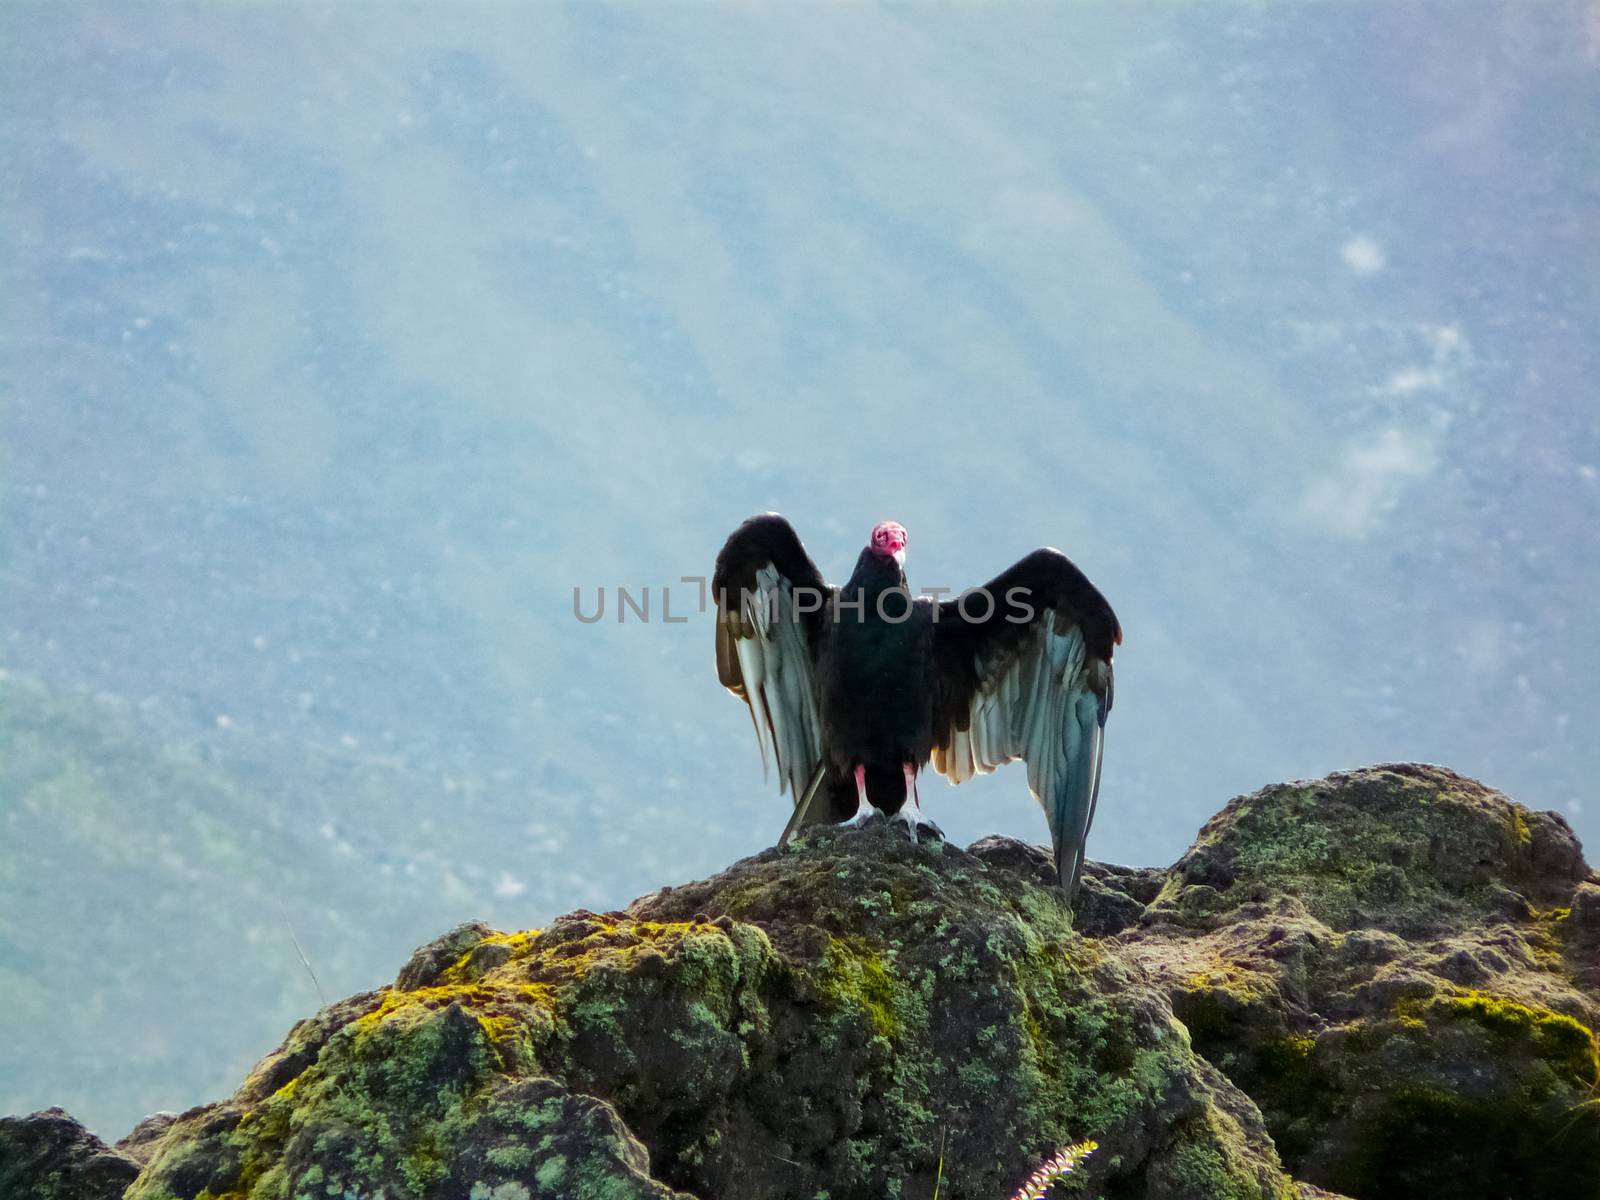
[116,820,1292,1200]
[1119,765,1600,1199]
[0,1107,141,1200]
[6,764,1593,1200]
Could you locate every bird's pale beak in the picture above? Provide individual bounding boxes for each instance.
[892,548,906,567]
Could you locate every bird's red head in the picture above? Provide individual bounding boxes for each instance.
[869,520,908,565]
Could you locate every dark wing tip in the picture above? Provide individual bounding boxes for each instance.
[1016,546,1121,659]
[713,513,823,604]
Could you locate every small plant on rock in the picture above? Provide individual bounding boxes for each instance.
[1007,1140,1097,1200]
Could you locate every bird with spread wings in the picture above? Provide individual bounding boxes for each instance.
[713,513,1120,901]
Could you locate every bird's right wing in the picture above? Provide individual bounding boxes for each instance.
[929,549,1120,901]
[713,514,833,810]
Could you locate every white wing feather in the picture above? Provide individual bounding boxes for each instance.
[932,609,1107,899]
[726,564,823,805]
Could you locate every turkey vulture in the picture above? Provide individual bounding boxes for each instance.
[713,513,1121,900]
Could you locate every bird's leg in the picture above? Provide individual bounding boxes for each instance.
[896,762,944,842]
[840,764,877,829]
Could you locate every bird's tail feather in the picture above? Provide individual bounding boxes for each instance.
[779,761,829,847]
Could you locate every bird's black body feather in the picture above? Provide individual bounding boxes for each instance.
[815,548,935,812]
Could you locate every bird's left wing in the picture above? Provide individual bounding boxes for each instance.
[713,514,833,809]
[929,548,1121,900]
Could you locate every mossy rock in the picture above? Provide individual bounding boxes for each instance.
[0,1108,141,1200]
[1152,764,1586,936]
[1124,765,1600,1200]
[109,822,1292,1200]
[12,763,1595,1200]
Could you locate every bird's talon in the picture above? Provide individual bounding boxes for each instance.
[895,809,943,843]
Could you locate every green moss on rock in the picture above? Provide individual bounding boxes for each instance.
[1155,765,1587,935]
[0,1109,141,1200]
[1420,992,1599,1085]
[1127,765,1600,1200]
[108,822,1295,1200]
[18,763,1595,1200]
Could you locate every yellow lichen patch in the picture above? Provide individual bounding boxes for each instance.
[1020,1001,1050,1066]
[1181,962,1277,1003]
[477,1014,521,1045]
[1410,990,1600,1085]
[354,986,462,1030]
[354,981,557,1037]
[492,929,541,957]
[352,919,753,1066]
[535,919,724,983]
[1522,906,1575,965]
[438,929,545,985]
[819,935,901,1040]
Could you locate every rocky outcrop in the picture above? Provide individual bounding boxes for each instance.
[105,820,1295,1200]
[0,1108,141,1200]
[1121,765,1599,1199]
[3,764,1596,1200]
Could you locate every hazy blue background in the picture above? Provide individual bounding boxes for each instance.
[3,1,1596,1138]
